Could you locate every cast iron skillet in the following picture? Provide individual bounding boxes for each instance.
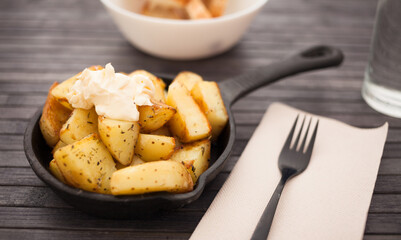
[24,46,343,219]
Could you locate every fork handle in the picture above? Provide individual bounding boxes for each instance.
[251,177,287,240]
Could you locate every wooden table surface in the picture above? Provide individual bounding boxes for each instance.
[1,0,401,239]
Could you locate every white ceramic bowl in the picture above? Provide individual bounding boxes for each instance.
[100,0,268,60]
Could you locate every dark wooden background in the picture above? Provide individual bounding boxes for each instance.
[1,0,401,239]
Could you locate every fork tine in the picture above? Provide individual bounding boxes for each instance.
[305,120,319,155]
[292,116,306,150]
[283,115,299,149]
[299,118,312,152]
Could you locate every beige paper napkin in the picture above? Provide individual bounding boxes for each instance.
[190,102,388,240]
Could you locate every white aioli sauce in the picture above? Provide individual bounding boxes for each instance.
[66,63,154,121]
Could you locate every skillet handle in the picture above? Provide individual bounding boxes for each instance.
[218,45,344,105]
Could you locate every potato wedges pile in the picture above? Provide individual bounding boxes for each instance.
[141,0,227,20]
[39,66,228,196]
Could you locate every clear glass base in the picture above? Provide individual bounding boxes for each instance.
[362,70,401,118]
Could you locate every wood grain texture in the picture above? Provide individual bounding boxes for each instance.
[1,0,400,239]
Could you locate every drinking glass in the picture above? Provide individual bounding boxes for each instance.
[362,0,401,117]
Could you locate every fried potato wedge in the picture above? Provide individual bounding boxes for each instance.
[129,70,167,102]
[186,0,212,19]
[52,140,67,154]
[173,71,203,91]
[131,155,146,166]
[114,161,126,170]
[51,65,103,110]
[138,100,176,133]
[98,116,140,165]
[110,160,193,195]
[116,155,145,169]
[59,108,98,144]
[40,82,72,147]
[142,2,188,20]
[166,81,211,143]
[191,81,228,140]
[147,0,190,8]
[54,133,116,194]
[49,159,66,184]
[134,134,176,161]
[202,0,227,17]
[149,125,171,136]
[170,139,210,183]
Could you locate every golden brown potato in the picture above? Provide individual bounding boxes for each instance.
[138,100,176,133]
[191,81,228,140]
[98,116,140,166]
[51,65,103,110]
[173,71,203,91]
[39,82,72,147]
[54,133,116,194]
[115,161,126,170]
[52,140,67,154]
[129,70,167,102]
[142,2,188,20]
[166,81,211,143]
[59,108,98,144]
[149,125,171,136]
[131,155,146,166]
[170,139,210,183]
[49,159,66,184]
[110,160,193,195]
[186,0,212,19]
[147,0,190,8]
[202,0,227,17]
[134,134,176,161]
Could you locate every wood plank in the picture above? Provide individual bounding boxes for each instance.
[0,208,399,235]
[0,83,50,93]
[0,107,37,120]
[0,94,46,106]
[0,185,215,211]
[0,151,29,167]
[382,143,401,158]
[0,207,202,232]
[369,195,401,213]
[365,214,401,234]
[0,205,399,235]
[0,135,23,150]
[0,186,68,209]
[0,229,190,240]
[374,176,401,194]
[378,158,401,176]
[364,236,401,240]
[1,185,401,215]
[0,167,45,187]
[0,120,28,134]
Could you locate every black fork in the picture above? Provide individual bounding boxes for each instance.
[251,116,319,240]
